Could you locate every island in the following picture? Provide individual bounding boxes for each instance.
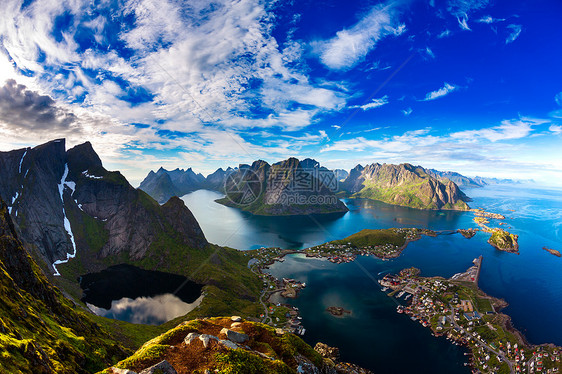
[488,229,519,253]
[543,246,562,257]
[326,306,352,317]
[458,228,478,239]
[472,209,519,253]
[381,258,562,374]
[305,228,437,260]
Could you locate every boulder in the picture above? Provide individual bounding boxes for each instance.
[218,339,239,350]
[184,332,200,345]
[231,315,243,322]
[220,328,249,343]
[111,369,137,374]
[199,334,213,348]
[139,360,177,374]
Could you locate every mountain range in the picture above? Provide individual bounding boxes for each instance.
[215,158,349,215]
[140,159,472,212]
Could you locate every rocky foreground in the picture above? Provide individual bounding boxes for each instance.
[104,316,373,374]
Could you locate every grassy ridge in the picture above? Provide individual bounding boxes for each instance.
[331,228,408,248]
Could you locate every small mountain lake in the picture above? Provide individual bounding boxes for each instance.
[80,264,203,325]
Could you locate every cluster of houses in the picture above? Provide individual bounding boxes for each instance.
[380,265,562,373]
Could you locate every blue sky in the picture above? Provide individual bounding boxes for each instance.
[0,0,561,186]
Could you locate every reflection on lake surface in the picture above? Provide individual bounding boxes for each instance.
[80,264,203,325]
[87,294,204,325]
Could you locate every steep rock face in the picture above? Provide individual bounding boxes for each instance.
[139,167,207,203]
[341,163,470,210]
[0,139,72,262]
[205,167,233,191]
[0,198,128,373]
[0,140,208,273]
[333,168,349,181]
[161,197,207,249]
[217,158,348,215]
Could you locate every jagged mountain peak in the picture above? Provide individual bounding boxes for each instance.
[0,139,208,273]
[67,141,103,176]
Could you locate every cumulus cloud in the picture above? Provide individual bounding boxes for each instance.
[0,80,77,132]
[506,24,522,44]
[315,2,405,70]
[422,83,458,101]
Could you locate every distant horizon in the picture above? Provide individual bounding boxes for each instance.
[1,0,560,187]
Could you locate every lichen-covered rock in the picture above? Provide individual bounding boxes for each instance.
[220,327,249,343]
[139,360,177,374]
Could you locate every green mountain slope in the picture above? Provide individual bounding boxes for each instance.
[217,158,348,216]
[0,198,129,373]
[341,163,470,210]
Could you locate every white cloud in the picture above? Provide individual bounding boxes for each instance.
[350,95,390,111]
[447,0,490,17]
[450,117,548,142]
[402,108,413,116]
[332,125,342,130]
[422,83,458,101]
[319,116,562,186]
[556,92,562,107]
[506,24,522,44]
[437,29,451,38]
[549,125,562,134]
[457,16,471,31]
[315,2,405,70]
[0,0,357,172]
[424,47,436,59]
[476,15,505,24]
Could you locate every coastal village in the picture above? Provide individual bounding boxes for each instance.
[380,258,562,374]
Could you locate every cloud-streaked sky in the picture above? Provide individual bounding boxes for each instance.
[0,0,561,186]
